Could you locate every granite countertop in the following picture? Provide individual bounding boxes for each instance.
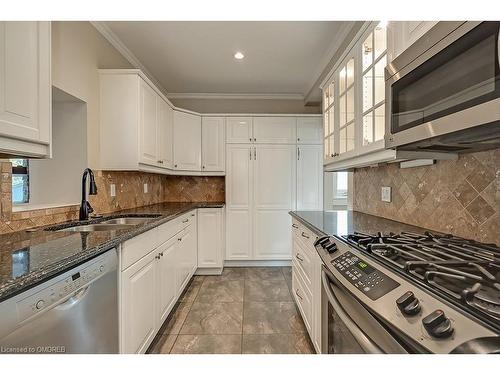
[290,210,433,238]
[0,202,224,302]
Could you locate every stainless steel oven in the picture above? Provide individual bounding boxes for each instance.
[321,266,414,354]
[385,21,500,153]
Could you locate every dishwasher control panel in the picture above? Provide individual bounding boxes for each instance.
[16,256,109,322]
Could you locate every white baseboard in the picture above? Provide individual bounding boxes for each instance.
[224,260,292,267]
[195,267,223,276]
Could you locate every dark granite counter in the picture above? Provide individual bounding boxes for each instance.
[289,210,432,238]
[0,202,224,302]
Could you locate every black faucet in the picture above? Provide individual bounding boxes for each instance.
[79,168,98,221]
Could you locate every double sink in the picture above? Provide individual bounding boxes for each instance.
[47,215,161,232]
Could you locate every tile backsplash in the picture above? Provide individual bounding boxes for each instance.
[0,162,225,233]
[353,150,499,244]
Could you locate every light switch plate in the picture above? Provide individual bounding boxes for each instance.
[381,186,392,202]
[110,184,116,197]
[143,183,148,194]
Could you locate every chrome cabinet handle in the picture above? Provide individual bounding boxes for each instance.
[254,148,256,160]
[321,268,383,354]
[253,138,256,142]
[155,255,160,260]
[158,160,164,164]
[297,147,300,160]
[178,238,182,241]
[295,253,304,262]
[249,137,252,142]
[295,289,303,300]
[301,232,310,239]
[160,252,164,257]
[191,213,195,217]
[292,224,299,229]
[249,148,252,160]
[182,219,189,223]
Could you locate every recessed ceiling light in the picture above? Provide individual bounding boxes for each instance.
[234,51,244,60]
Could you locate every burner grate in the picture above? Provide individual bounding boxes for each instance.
[343,231,500,325]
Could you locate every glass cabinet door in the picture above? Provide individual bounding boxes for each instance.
[323,81,337,163]
[338,57,356,155]
[361,22,387,148]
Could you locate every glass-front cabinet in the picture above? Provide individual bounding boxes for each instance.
[321,21,388,166]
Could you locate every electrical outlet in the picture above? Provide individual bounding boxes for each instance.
[381,186,392,202]
[110,184,116,197]
[143,183,148,194]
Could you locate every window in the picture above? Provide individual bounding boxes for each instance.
[361,22,387,146]
[335,171,348,198]
[11,159,29,204]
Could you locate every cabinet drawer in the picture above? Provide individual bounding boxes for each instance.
[292,240,312,288]
[292,267,313,335]
[121,227,159,271]
[292,219,317,254]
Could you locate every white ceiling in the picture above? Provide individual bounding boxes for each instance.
[102,21,353,102]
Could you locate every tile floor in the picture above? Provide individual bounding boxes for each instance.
[147,267,315,354]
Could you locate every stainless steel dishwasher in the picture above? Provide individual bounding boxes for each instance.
[0,248,118,354]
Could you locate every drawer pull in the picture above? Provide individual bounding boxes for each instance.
[301,232,310,239]
[182,219,189,223]
[295,289,303,300]
[292,224,299,229]
[295,254,304,262]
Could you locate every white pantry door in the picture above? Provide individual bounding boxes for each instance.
[225,144,253,260]
[297,145,323,210]
[253,144,296,259]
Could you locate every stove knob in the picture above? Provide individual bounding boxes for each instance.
[325,243,338,253]
[396,291,421,316]
[422,310,454,339]
[35,299,45,310]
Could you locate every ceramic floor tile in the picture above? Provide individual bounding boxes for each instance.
[180,302,243,334]
[243,302,306,334]
[204,267,247,283]
[179,279,204,303]
[160,302,192,335]
[244,279,292,302]
[246,267,285,281]
[196,279,244,303]
[170,334,242,354]
[149,334,178,354]
[242,333,314,354]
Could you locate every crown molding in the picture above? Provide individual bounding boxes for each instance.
[90,21,169,97]
[167,92,305,101]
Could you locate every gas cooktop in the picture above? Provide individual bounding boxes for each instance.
[342,231,500,331]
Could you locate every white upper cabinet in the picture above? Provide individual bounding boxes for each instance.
[226,117,253,143]
[387,22,437,62]
[173,110,202,171]
[0,21,51,158]
[321,22,390,169]
[253,117,296,144]
[158,97,173,169]
[297,145,323,210]
[297,117,322,144]
[202,117,225,172]
[139,80,158,166]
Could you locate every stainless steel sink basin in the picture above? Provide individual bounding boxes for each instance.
[57,224,135,232]
[100,217,155,225]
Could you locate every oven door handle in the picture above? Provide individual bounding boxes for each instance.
[321,269,383,354]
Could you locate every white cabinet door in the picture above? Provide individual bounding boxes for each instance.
[158,98,173,169]
[139,80,158,166]
[297,145,323,210]
[388,21,437,61]
[175,224,197,294]
[0,22,51,156]
[226,144,253,260]
[202,117,225,172]
[121,250,157,354]
[197,208,223,268]
[253,144,296,259]
[253,117,296,144]
[297,117,322,144]
[226,117,253,143]
[157,237,177,326]
[173,110,202,171]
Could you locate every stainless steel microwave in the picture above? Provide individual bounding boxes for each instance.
[385,21,500,153]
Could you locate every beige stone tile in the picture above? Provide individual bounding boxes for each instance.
[243,302,306,334]
[196,279,244,303]
[453,180,479,207]
[246,267,285,281]
[242,333,314,354]
[466,163,495,193]
[244,279,292,302]
[466,196,495,225]
[180,302,243,335]
[161,302,192,335]
[171,334,241,354]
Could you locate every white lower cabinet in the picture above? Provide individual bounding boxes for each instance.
[157,237,177,324]
[121,249,158,354]
[291,218,323,353]
[120,210,200,354]
[197,208,224,273]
